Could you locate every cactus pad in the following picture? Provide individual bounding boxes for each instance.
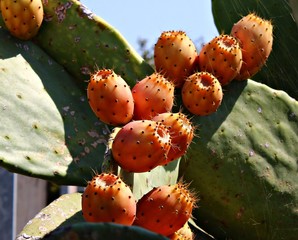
[181,79,298,240]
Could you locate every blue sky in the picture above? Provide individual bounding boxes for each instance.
[80,0,219,53]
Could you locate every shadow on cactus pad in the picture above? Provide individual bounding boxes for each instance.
[0,29,109,186]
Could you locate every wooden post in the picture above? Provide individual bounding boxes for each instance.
[0,168,47,239]
[0,168,14,240]
[15,174,47,235]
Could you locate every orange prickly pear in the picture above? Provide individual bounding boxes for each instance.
[87,69,134,126]
[0,0,44,40]
[154,30,198,88]
[152,112,194,164]
[182,72,223,116]
[82,173,136,225]
[231,13,273,80]
[134,183,196,236]
[132,72,175,120]
[198,34,243,86]
[111,120,171,172]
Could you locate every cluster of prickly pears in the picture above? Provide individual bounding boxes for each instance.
[82,174,197,238]
[198,12,273,83]
[83,11,273,239]
[87,12,273,174]
[152,13,273,117]
[0,0,44,40]
[87,68,195,173]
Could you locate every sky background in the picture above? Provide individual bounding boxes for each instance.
[80,0,219,53]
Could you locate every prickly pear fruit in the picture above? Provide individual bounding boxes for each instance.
[134,183,196,236]
[81,173,136,225]
[182,72,223,116]
[168,222,194,240]
[154,31,198,88]
[231,13,273,80]
[198,34,243,86]
[152,112,194,164]
[111,120,171,172]
[132,72,175,120]
[0,0,43,40]
[87,69,134,126]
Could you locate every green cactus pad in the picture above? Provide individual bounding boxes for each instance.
[180,80,298,240]
[212,0,298,99]
[33,0,153,87]
[16,193,83,239]
[0,29,110,185]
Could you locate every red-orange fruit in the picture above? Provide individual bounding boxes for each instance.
[152,112,194,164]
[132,72,175,120]
[1,0,44,40]
[134,183,196,236]
[154,31,198,88]
[111,120,171,172]
[181,72,223,116]
[81,173,136,225]
[198,34,243,86]
[87,69,134,126]
[231,13,273,80]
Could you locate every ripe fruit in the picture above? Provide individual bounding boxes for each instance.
[152,112,194,164]
[81,173,136,225]
[182,72,223,116]
[87,69,134,126]
[134,183,196,236]
[231,13,273,80]
[0,0,44,40]
[198,34,243,86]
[132,72,175,120]
[154,31,198,88]
[111,120,171,173]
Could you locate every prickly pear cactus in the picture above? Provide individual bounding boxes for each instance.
[179,1,298,239]
[0,0,297,239]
